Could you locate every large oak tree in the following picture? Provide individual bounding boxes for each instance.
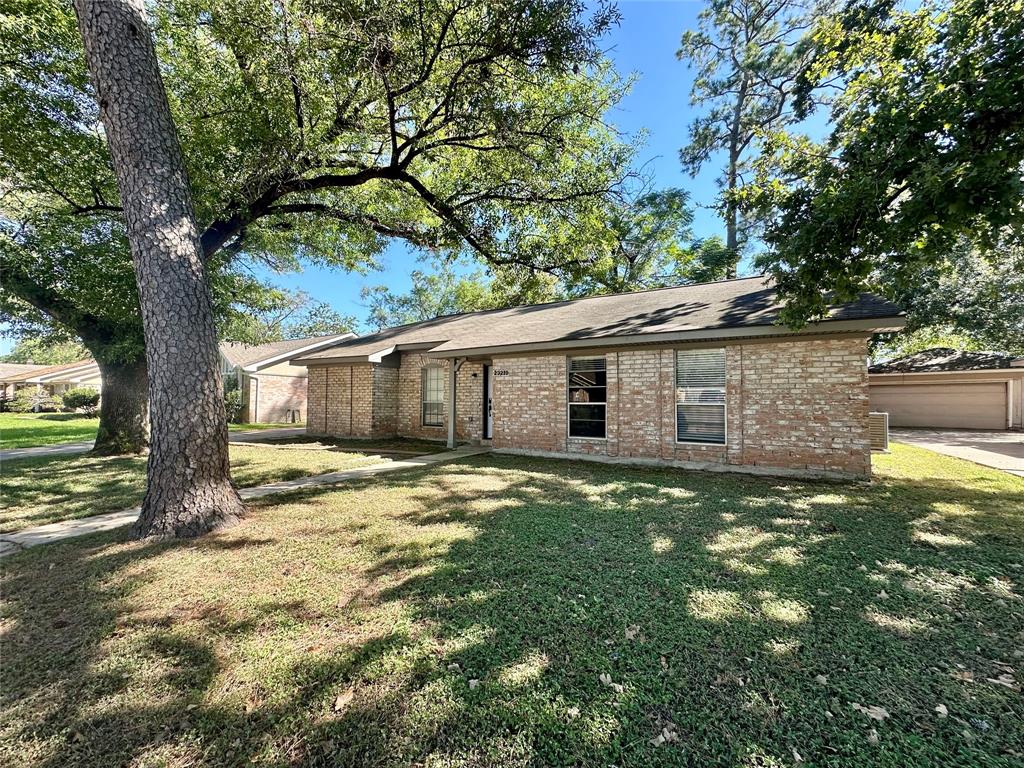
[74,0,245,536]
[8,0,633,536]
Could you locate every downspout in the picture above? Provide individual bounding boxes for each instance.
[447,358,465,449]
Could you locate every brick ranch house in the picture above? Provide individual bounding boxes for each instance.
[219,334,353,423]
[291,276,904,479]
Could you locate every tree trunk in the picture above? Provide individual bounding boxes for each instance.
[724,75,748,281]
[92,355,149,456]
[74,0,243,537]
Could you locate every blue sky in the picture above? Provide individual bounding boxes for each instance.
[0,1,715,356]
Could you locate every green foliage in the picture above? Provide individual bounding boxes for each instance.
[8,390,61,413]
[746,0,1024,325]
[362,263,504,329]
[677,0,820,267]
[60,386,100,415]
[223,388,244,424]
[0,338,88,365]
[2,0,634,367]
[560,187,737,296]
[874,238,1024,358]
[220,289,358,345]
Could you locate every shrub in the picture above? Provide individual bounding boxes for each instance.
[224,389,244,423]
[9,390,62,413]
[62,386,100,415]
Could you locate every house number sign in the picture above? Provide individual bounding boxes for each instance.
[493,369,511,377]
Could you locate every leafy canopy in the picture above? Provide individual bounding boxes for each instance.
[2,0,633,356]
[744,0,1024,324]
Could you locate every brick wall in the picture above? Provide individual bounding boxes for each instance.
[243,373,306,424]
[397,354,449,440]
[306,363,388,438]
[491,336,871,478]
[733,338,871,476]
[491,355,567,453]
[395,354,484,442]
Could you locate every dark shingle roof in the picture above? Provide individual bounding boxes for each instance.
[219,334,354,369]
[296,275,903,362]
[869,347,1023,373]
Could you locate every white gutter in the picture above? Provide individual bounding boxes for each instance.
[241,334,356,372]
[26,362,99,384]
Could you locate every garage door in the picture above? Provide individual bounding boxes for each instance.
[869,382,1007,429]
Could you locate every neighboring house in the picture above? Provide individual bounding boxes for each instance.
[291,276,904,479]
[869,348,1024,430]
[219,335,354,424]
[0,359,101,400]
[0,363,47,399]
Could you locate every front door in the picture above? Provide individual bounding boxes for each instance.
[483,364,494,439]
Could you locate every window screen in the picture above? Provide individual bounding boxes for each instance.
[421,366,444,427]
[676,349,726,444]
[568,356,606,438]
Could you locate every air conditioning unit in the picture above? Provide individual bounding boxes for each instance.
[868,412,889,452]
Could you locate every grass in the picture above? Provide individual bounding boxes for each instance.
[228,422,306,432]
[0,413,304,450]
[0,412,100,449]
[1,444,1022,767]
[0,443,406,532]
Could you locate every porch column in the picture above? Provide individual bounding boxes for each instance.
[447,358,464,449]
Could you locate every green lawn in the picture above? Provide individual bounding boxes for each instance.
[1,445,1021,767]
[228,422,306,431]
[0,443,400,532]
[0,412,100,449]
[0,413,304,450]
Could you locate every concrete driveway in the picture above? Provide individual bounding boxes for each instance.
[891,429,1024,477]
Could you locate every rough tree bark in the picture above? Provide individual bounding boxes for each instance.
[92,355,149,456]
[73,0,243,537]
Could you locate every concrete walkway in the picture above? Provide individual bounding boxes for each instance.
[0,427,307,463]
[892,429,1024,477]
[0,446,489,557]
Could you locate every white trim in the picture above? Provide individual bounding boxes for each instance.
[26,362,98,384]
[242,334,355,372]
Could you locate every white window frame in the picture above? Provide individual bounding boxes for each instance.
[421,365,444,428]
[675,348,727,446]
[567,356,607,440]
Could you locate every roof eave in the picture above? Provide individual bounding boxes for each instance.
[241,334,357,372]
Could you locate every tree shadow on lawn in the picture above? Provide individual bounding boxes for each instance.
[1,455,1022,767]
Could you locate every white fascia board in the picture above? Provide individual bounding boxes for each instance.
[244,334,356,372]
[28,362,98,383]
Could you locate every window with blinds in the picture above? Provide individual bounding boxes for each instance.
[568,356,606,438]
[676,349,726,444]
[421,365,444,427]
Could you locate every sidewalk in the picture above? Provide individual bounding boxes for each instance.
[0,427,307,463]
[0,446,489,557]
